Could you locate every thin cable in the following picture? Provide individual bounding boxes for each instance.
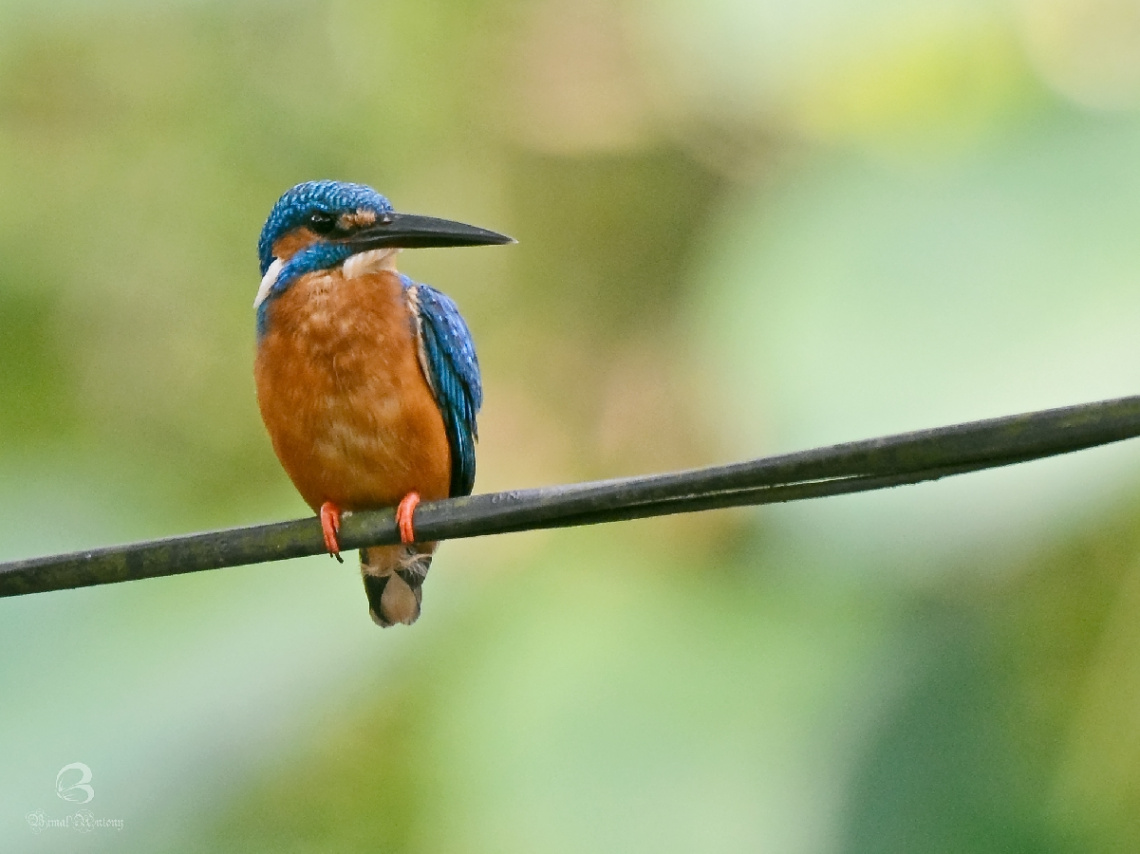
[3,394,1140,597]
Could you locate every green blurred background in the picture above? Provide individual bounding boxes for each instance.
[3,0,1140,850]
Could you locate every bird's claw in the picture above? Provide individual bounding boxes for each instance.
[320,501,344,563]
[396,492,421,545]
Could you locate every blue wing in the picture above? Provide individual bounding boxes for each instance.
[405,277,483,497]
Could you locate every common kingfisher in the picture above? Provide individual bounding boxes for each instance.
[253,180,512,627]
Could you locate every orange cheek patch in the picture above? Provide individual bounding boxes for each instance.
[272,227,319,262]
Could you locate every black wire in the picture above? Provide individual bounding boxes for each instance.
[3,394,1140,598]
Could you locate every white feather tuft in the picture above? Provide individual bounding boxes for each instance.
[254,258,284,309]
[343,247,400,280]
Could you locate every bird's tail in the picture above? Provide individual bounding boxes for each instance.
[360,544,435,627]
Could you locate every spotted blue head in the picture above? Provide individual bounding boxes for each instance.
[254,179,512,335]
[257,180,394,276]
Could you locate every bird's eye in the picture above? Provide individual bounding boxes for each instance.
[308,211,337,234]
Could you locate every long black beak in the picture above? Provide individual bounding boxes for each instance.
[342,212,514,250]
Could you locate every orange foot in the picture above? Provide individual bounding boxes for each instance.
[320,501,344,563]
[396,492,421,545]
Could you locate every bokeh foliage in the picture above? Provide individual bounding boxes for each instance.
[2,0,1140,851]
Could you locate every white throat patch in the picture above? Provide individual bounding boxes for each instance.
[343,247,400,280]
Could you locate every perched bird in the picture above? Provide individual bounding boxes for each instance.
[253,180,511,626]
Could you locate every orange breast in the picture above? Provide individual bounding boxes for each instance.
[254,268,452,512]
